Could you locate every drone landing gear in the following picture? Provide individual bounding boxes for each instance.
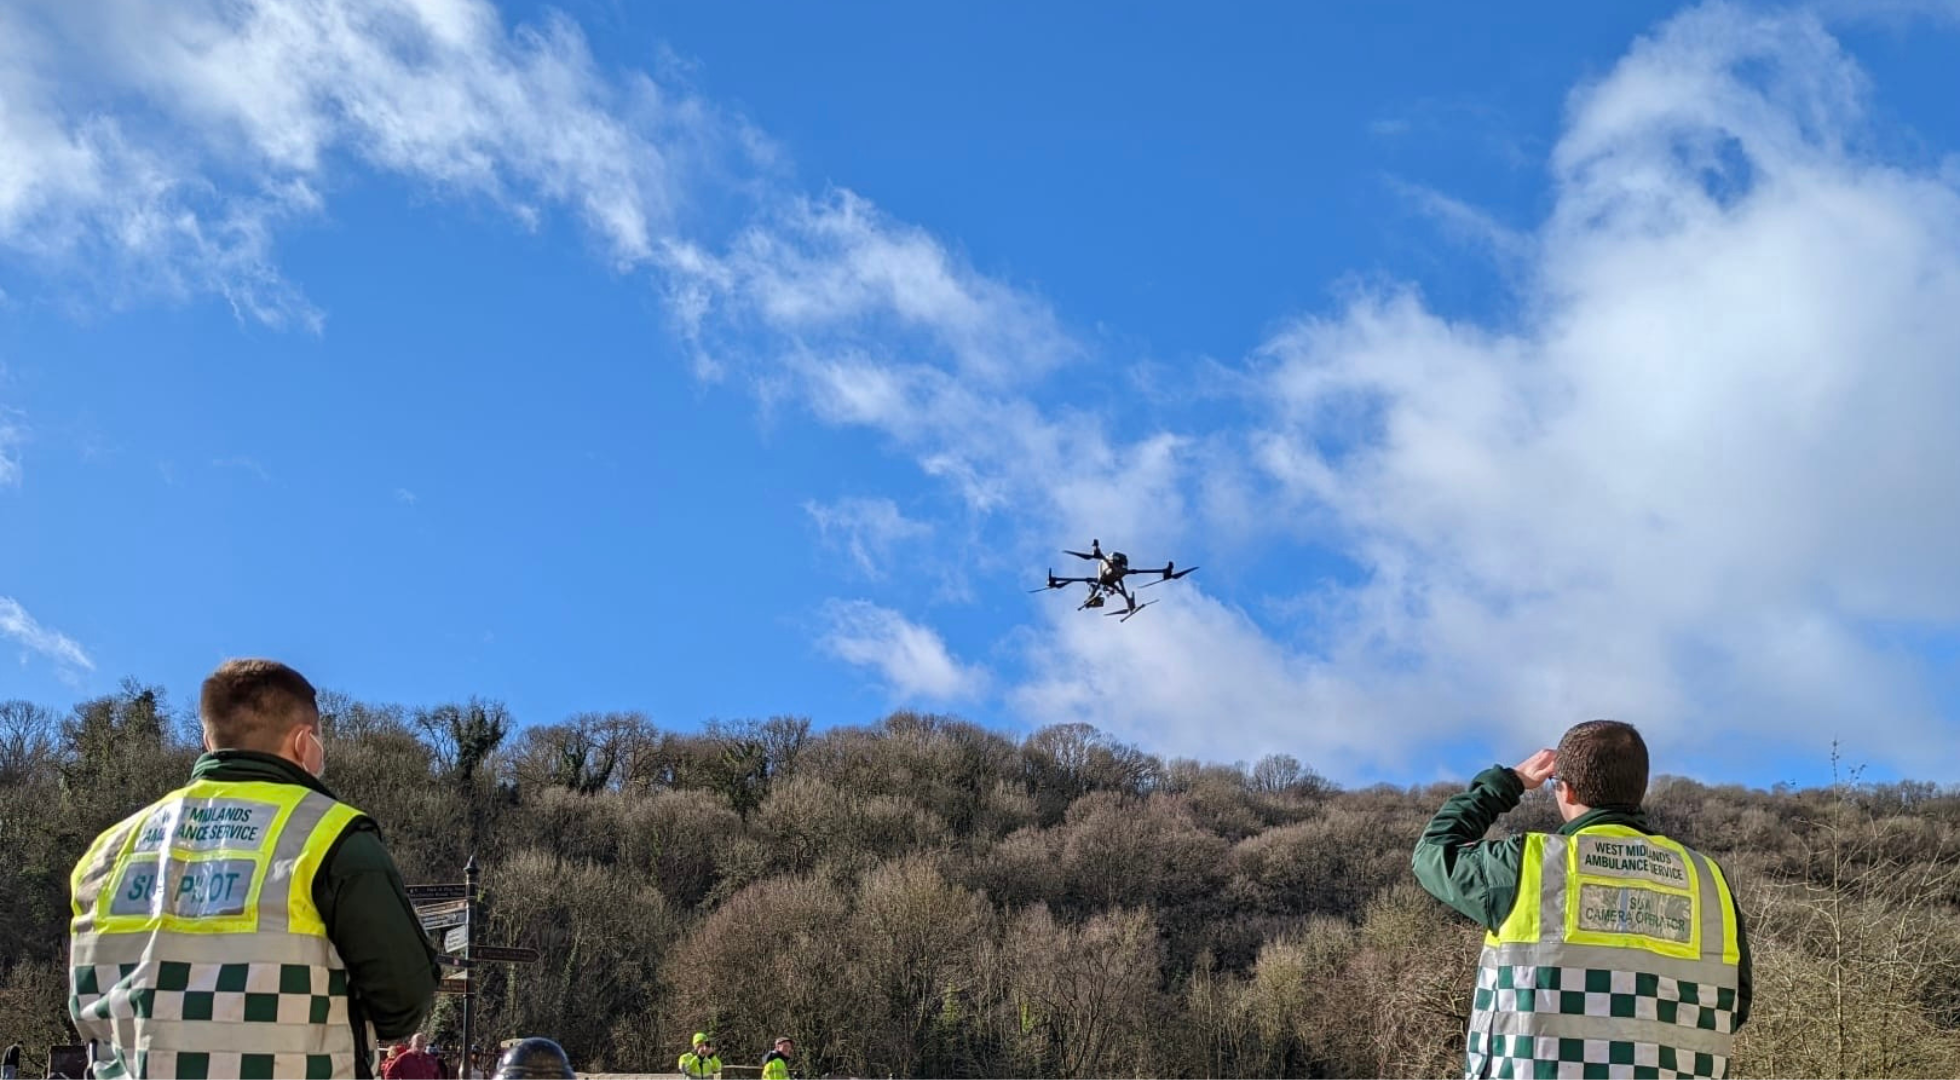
[1106,600,1156,622]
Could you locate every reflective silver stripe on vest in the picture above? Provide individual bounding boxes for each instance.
[1540,833,1570,944]
[1477,996,1736,1056]
[72,929,344,969]
[1685,848,1728,958]
[1479,942,1736,988]
[256,790,339,935]
[91,1021,347,1057]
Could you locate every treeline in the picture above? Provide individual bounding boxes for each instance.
[3,682,1959,1078]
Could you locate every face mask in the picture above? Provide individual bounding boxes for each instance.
[300,727,327,779]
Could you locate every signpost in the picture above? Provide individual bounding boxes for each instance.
[465,945,539,964]
[406,855,543,1073]
[407,883,472,903]
[417,903,469,933]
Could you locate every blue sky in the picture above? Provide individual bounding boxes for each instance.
[5,0,1960,786]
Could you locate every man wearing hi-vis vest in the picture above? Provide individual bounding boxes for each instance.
[679,1032,722,1078]
[68,659,440,1080]
[1414,720,1752,1080]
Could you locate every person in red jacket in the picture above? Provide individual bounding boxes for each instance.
[381,1034,445,1080]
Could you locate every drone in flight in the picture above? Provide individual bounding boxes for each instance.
[1030,539,1198,622]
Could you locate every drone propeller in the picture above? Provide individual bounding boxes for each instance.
[1140,563,1199,589]
[1064,550,1098,561]
[1027,570,1065,593]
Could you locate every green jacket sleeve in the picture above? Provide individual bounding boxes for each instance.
[315,820,441,1041]
[1411,765,1530,931]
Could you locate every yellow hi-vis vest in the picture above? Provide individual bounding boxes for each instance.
[679,1051,722,1078]
[69,778,370,1080]
[1465,824,1742,1080]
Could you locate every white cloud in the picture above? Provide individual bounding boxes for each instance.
[1012,589,1439,779]
[820,600,987,703]
[1203,3,1960,772]
[0,596,94,674]
[5,0,1165,549]
[0,2,324,328]
[0,0,735,319]
[672,237,1194,553]
[665,191,1078,386]
[805,497,930,578]
[656,188,1198,554]
[394,487,419,505]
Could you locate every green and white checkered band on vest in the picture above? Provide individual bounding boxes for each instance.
[1464,826,1742,1080]
[68,779,369,1080]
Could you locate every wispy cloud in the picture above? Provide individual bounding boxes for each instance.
[805,497,930,579]
[394,487,419,505]
[666,191,1078,386]
[0,596,94,675]
[1385,177,1533,269]
[0,0,744,322]
[0,409,23,486]
[820,600,987,703]
[665,191,1193,550]
[211,456,270,481]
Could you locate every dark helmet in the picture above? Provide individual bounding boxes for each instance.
[495,1037,574,1079]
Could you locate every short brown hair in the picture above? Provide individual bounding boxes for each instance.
[200,659,319,751]
[1556,719,1648,808]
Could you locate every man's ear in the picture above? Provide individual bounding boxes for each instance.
[281,721,310,765]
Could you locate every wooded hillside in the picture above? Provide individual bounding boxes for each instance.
[3,682,1957,1077]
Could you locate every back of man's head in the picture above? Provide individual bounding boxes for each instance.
[1557,719,1648,808]
[201,659,318,752]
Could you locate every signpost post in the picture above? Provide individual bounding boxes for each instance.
[407,855,542,1076]
[462,854,478,1079]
